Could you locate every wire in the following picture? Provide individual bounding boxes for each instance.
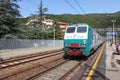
[74,0,89,20]
[65,0,80,14]
[74,0,86,15]
[29,0,39,7]
[20,7,33,13]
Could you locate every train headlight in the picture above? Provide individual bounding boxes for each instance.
[83,40,86,45]
[65,43,68,46]
[65,43,71,46]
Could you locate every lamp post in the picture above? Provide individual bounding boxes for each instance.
[53,22,56,48]
[111,20,116,44]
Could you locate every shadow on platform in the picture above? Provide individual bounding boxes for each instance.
[82,64,110,80]
[113,52,120,55]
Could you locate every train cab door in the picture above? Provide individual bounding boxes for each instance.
[92,33,97,47]
[85,27,92,56]
[88,28,93,46]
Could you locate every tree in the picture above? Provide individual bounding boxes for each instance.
[25,0,49,39]
[38,0,48,26]
[0,0,21,38]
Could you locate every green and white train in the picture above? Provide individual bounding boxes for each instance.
[64,23,103,57]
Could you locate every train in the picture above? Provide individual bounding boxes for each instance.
[64,23,103,57]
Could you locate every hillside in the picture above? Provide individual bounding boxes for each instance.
[18,11,120,28]
[16,12,120,39]
[46,12,120,28]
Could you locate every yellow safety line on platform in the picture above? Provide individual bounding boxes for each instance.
[86,44,105,80]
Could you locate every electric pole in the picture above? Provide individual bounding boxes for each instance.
[39,0,43,27]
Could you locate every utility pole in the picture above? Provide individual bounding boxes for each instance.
[39,0,43,27]
[111,20,116,44]
[39,0,44,39]
[53,22,56,48]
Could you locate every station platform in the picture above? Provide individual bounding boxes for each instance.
[0,46,63,60]
[91,42,120,80]
[105,42,120,80]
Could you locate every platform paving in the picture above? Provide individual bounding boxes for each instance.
[0,46,63,60]
[91,42,120,80]
[105,42,120,80]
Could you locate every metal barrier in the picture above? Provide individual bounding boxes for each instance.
[0,39,63,50]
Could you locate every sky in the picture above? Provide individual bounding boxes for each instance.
[17,0,120,17]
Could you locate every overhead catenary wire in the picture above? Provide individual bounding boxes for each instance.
[28,0,48,14]
[74,0,86,15]
[17,0,40,16]
[65,0,80,14]
[74,0,89,19]
[29,0,39,7]
[20,8,33,13]
[64,0,91,25]
[29,0,47,9]
[20,0,40,12]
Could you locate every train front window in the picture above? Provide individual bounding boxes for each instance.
[66,27,75,33]
[77,27,87,33]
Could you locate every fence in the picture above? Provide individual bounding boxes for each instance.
[0,39,63,50]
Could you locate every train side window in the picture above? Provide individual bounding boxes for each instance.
[91,34,93,45]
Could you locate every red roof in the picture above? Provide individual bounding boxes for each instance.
[57,22,67,25]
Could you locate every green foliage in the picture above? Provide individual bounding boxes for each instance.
[17,12,120,39]
[47,13,120,28]
[17,17,29,26]
[55,23,64,39]
[0,0,21,39]
[47,13,120,37]
[1,0,120,40]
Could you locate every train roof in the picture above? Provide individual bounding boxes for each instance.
[67,23,89,27]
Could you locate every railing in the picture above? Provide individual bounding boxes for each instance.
[94,28,120,31]
[0,39,63,50]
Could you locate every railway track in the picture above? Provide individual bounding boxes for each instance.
[59,59,86,80]
[28,60,81,80]
[27,57,87,80]
[27,59,70,80]
[27,44,105,80]
[0,44,105,80]
[0,50,63,69]
[0,50,64,79]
